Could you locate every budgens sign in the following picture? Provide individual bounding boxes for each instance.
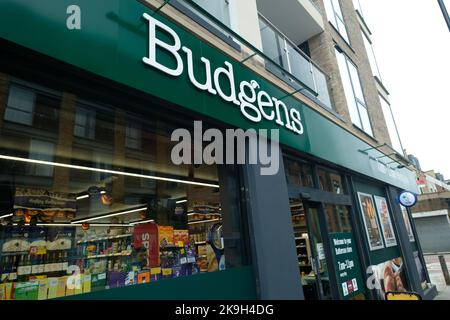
[142,13,305,136]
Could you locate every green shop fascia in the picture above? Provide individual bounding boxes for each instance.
[0,0,435,300]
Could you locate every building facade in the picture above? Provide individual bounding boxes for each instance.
[0,0,436,300]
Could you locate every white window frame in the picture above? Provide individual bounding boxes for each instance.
[335,47,373,136]
[324,0,350,44]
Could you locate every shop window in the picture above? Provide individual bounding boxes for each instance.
[284,158,314,188]
[0,81,249,300]
[318,168,346,194]
[325,205,352,233]
[25,140,55,177]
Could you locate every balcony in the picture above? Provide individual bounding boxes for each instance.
[256,0,324,45]
[259,15,332,110]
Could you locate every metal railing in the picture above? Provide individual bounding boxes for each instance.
[258,14,333,109]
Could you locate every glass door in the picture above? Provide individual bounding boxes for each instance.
[290,199,332,300]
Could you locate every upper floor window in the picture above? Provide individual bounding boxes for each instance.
[324,0,350,44]
[126,122,142,150]
[335,47,373,136]
[352,0,365,17]
[379,96,403,154]
[74,105,96,140]
[362,31,382,82]
[26,139,55,177]
[4,84,60,132]
[4,85,35,125]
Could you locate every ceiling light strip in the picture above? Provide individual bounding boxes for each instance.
[0,213,13,219]
[72,207,147,224]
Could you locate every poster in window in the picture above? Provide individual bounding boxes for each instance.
[357,192,384,251]
[371,257,409,300]
[400,205,415,242]
[374,196,397,247]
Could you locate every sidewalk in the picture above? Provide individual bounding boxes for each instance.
[424,254,450,300]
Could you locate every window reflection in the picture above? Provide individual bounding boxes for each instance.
[285,158,314,188]
[318,168,346,195]
[0,79,248,300]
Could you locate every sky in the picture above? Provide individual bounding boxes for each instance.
[359,0,450,178]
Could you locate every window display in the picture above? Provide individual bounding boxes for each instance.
[0,79,247,300]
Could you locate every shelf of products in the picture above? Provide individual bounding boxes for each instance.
[0,220,223,300]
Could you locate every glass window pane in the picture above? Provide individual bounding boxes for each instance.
[358,103,373,136]
[4,85,35,125]
[285,158,314,188]
[335,49,362,128]
[318,168,346,194]
[335,18,349,43]
[332,0,344,19]
[347,62,365,103]
[0,77,250,299]
[324,0,335,22]
[362,33,382,80]
[325,205,352,233]
[380,97,403,153]
[26,139,55,177]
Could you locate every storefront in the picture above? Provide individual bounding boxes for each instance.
[0,0,436,300]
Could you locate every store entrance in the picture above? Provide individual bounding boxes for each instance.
[291,199,332,300]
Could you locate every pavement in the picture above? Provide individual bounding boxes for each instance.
[424,254,450,300]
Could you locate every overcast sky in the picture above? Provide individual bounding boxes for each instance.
[359,0,450,178]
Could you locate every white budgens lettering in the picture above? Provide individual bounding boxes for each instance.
[142,13,183,76]
[182,46,217,94]
[213,61,240,106]
[142,14,306,136]
[238,80,262,123]
[289,108,304,135]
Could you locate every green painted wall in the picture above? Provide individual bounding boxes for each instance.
[0,0,418,193]
[59,267,257,300]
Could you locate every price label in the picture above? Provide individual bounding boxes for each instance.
[151,267,161,275]
[162,268,172,276]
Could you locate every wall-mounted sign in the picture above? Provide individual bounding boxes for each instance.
[142,13,305,136]
[330,233,365,300]
[398,191,417,208]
